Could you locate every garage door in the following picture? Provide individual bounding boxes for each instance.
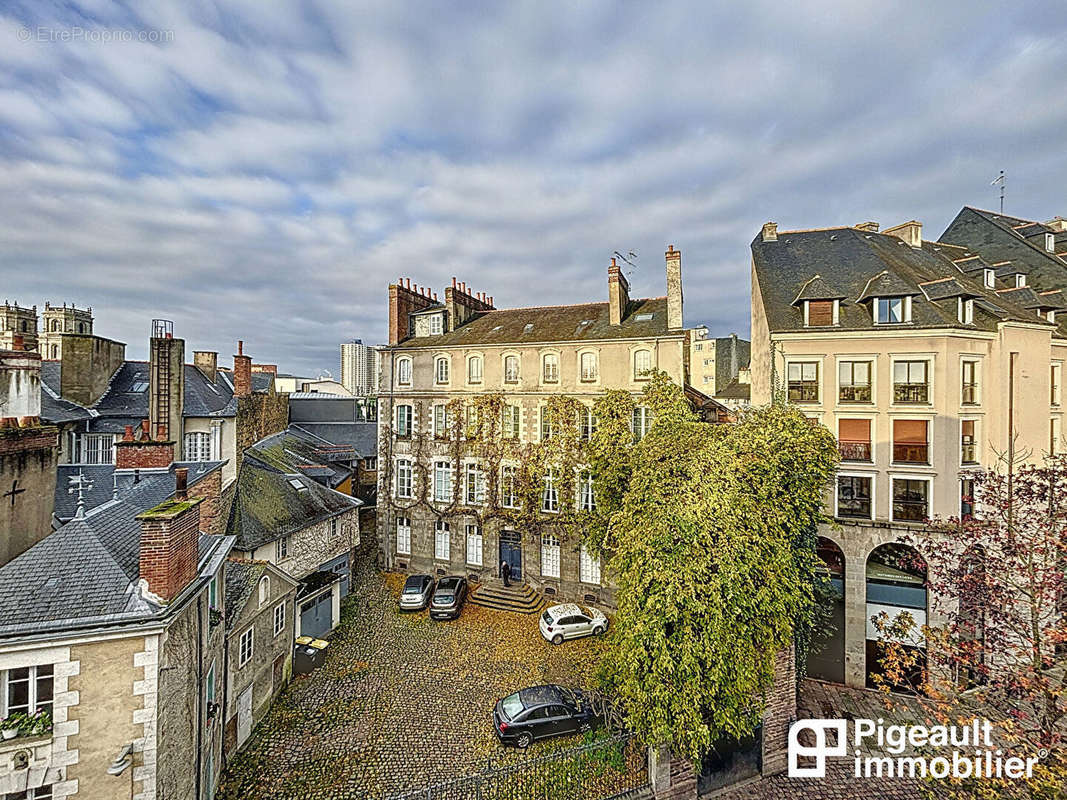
[300,590,333,638]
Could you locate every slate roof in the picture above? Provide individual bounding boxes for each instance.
[245,427,354,488]
[715,380,752,401]
[392,297,680,349]
[0,469,233,637]
[290,422,377,458]
[752,225,1054,335]
[918,278,978,302]
[792,275,847,304]
[289,396,366,424]
[224,559,298,630]
[54,461,225,521]
[227,445,362,552]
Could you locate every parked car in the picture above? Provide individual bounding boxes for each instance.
[429,576,468,620]
[493,684,597,748]
[538,603,608,645]
[399,574,435,611]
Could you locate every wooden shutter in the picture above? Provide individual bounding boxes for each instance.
[839,418,871,443]
[894,419,928,444]
[808,300,834,326]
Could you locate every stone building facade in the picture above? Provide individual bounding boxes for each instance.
[378,247,689,605]
[38,304,93,361]
[0,303,38,353]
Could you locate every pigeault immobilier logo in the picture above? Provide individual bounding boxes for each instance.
[788,718,1044,781]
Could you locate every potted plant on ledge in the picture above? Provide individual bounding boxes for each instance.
[1,713,23,740]
[24,709,53,738]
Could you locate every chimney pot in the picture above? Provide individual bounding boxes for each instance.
[452,277,457,288]
[156,422,167,441]
[238,340,244,356]
[123,424,135,442]
[140,419,151,439]
[762,222,778,242]
[175,467,188,501]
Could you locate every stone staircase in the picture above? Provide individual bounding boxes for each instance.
[468,581,546,615]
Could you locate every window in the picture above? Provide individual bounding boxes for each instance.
[892,478,929,522]
[540,408,555,441]
[893,360,929,404]
[961,419,977,465]
[787,362,819,403]
[433,404,450,438]
[579,546,601,584]
[958,297,974,324]
[961,361,978,405]
[542,469,559,513]
[580,352,598,382]
[633,350,652,380]
[578,471,596,511]
[579,408,597,441]
[838,419,872,462]
[1052,364,1062,406]
[837,475,872,519]
[984,269,995,289]
[875,296,908,324]
[467,355,483,384]
[1046,233,1056,253]
[466,525,483,566]
[396,357,412,386]
[258,576,270,606]
[464,405,480,438]
[206,660,216,708]
[434,520,450,561]
[396,516,411,554]
[184,431,212,462]
[694,343,703,351]
[464,462,485,505]
[806,299,836,327]
[502,405,520,439]
[500,465,518,508]
[1015,274,1027,288]
[504,355,520,384]
[542,353,559,383]
[541,534,561,579]
[838,361,872,403]
[363,456,377,471]
[72,433,114,465]
[631,407,651,442]
[429,313,443,335]
[3,664,54,717]
[960,478,976,521]
[238,627,254,667]
[434,461,453,503]
[1051,418,1062,456]
[893,419,929,464]
[276,535,290,561]
[273,602,285,636]
[395,404,412,437]
[434,357,449,384]
[395,459,413,499]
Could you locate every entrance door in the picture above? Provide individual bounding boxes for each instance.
[237,684,253,747]
[499,530,522,580]
[300,590,334,638]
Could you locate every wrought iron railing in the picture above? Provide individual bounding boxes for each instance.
[893,382,929,404]
[838,440,872,462]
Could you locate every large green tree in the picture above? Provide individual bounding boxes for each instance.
[596,385,838,763]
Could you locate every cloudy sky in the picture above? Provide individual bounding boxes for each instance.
[2,1,1066,376]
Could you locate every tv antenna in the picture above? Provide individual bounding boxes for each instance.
[613,250,639,275]
[991,170,1005,213]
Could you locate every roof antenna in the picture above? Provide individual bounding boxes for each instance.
[991,170,1005,214]
[613,250,639,276]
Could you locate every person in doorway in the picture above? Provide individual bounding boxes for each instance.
[501,559,511,587]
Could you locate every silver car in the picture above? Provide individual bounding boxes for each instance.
[399,574,435,611]
[539,603,608,645]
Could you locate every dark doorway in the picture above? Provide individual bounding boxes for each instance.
[808,538,846,683]
[499,530,522,580]
[865,542,927,690]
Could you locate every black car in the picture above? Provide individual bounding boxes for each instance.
[429,576,468,620]
[492,684,596,748]
[399,574,435,611]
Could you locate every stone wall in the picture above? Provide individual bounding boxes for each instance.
[760,645,796,776]
[235,392,289,464]
[58,335,125,407]
[0,425,58,566]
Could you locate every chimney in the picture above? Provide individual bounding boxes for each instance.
[608,258,631,326]
[884,220,923,248]
[116,418,174,469]
[174,467,188,500]
[761,222,778,243]
[444,279,495,333]
[665,245,683,331]
[149,321,183,444]
[0,345,42,427]
[233,342,252,399]
[388,280,438,345]
[193,350,218,383]
[136,478,203,604]
[854,221,880,232]
[1045,217,1066,233]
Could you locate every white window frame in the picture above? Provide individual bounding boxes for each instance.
[467,354,483,384]
[394,404,413,437]
[72,433,115,465]
[542,469,559,513]
[1,664,55,717]
[258,576,270,607]
[434,356,450,385]
[395,357,412,387]
[836,414,876,464]
[1015,274,1027,288]
[960,357,980,407]
[465,524,483,566]
[434,520,450,561]
[540,534,561,579]
[578,470,596,511]
[785,359,821,404]
[502,405,521,439]
[429,313,443,335]
[276,535,290,561]
[183,431,212,462]
[579,351,598,383]
[433,403,449,438]
[395,516,411,555]
[579,407,596,441]
[1046,233,1056,253]
[579,545,601,585]
[633,349,652,381]
[889,474,933,524]
[433,461,453,503]
[835,357,875,405]
[984,269,995,289]
[957,297,974,325]
[395,459,413,499]
[803,299,839,327]
[1052,363,1062,407]
[874,296,910,324]
[542,352,560,384]
[632,407,651,442]
[464,462,485,505]
[500,464,518,509]
[960,416,979,466]
[890,356,933,407]
[238,627,254,667]
[273,602,285,637]
[890,415,933,466]
[503,354,520,384]
[539,405,555,441]
[834,471,875,521]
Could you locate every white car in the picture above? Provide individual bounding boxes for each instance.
[539,603,608,645]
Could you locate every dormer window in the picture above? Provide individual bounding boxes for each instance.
[1015,274,1027,288]
[958,298,974,325]
[875,296,909,324]
[1047,310,1057,324]
[804,300,838,327]
[984,269,995,289]
[1047,233,1056,253]
[429,313,443,335]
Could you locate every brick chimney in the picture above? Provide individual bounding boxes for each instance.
[136,469,203,604]
[388,279,438,345]
[193,350,217,383]
[665,245,683,331]
[444,277,495,333]
[761,222,778,242]
[115,418,174,469]
[608,258,631,326]
[884,220,923,248]
[233,340,252,399]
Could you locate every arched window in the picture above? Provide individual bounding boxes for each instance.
[580,352,598,382]
[866,543,927,691]
[396,357,412,386]
[51,320,60,332]
[504,355,520,384]
[434,357,449,384]
[542,353,559,383]
[633,349,652,380]
[467,355,483,384]
[258,576,270,606]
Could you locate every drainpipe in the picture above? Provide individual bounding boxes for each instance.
[1008,351,1017,532]
[195,593,204,799]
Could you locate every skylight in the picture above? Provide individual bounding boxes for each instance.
[523,323,534,333]
[634,313,654,322]
[130,381,149,393]
[288,477,308,491]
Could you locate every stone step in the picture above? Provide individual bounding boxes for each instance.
[469,582,546,614]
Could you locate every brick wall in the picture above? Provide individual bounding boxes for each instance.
[115,440,175,469]
[388,281,438,345]
[137,500,202,603]
[189,468,224,535]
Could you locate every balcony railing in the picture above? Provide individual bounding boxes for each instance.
[894,383,929,404]
[893,443,929,463]
[787,383,818,403]
[893,499,928,522]
[838,440,872,462]
[839,385,872,403]
[962,384,978,405]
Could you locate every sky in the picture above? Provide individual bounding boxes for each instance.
[2,1,1066,377]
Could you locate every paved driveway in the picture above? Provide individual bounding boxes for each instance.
[217,557,609,799]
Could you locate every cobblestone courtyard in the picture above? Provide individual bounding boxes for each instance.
[216,556,609,799]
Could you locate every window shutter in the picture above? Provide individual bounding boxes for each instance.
[807,300,834,326]
[893,419,928,444]
[838,418,871,443]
